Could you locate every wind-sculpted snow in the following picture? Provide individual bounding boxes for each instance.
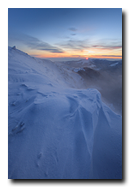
[8,47,122,179]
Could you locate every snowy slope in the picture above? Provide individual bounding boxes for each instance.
[8,47,122,179]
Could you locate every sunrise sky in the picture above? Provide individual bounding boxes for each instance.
[8,8,122,59]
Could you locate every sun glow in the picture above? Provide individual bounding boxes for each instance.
[27,48,122,60]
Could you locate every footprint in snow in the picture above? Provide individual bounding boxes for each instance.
[12,122,25,134]
[36,152,43,167]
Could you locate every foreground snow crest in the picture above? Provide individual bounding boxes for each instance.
[8,47,122,179]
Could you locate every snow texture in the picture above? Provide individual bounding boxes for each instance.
[73,67,85,72]
[8,47,122,179]
[110,62,119,67]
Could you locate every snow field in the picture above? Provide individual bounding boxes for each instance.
[8,47,122,179]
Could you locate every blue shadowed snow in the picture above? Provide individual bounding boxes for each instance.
[8,47,122,179]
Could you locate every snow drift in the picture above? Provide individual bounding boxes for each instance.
[8,47,122,179]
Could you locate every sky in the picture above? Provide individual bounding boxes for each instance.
[8,8,122,59]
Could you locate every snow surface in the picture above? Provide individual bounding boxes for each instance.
[8,46,122,179]
[110,62,119,67]
[73,67,85,72]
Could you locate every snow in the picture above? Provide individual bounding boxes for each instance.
[110,62,119,67]
[73,67,85,72]
[8,47,122,179]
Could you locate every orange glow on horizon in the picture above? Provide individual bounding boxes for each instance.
[30,53,122,60]
[27,49,122,60]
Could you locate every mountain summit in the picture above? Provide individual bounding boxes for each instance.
[8,47,122,179]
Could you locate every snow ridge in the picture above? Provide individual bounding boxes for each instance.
[8,47,122,179]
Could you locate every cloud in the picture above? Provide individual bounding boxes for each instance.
[25,35,64,53]
[57,39,90,50]
[9,33,64,53]
[102,55,122,57]
[92,45,122,50]
[57,38,122,53]
[71,55,81,58]
[69,27,77,32]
